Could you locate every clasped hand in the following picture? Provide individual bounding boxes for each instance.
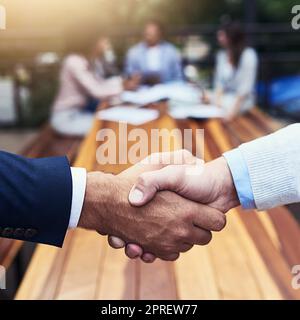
[79,150,239,263]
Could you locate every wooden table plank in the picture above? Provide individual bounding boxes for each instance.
[138,260,177,300]
[96,250,137,300]
[55,229,106,300]
[175,246,220,300]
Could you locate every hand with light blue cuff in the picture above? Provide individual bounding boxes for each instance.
[109,155,241,262]
[109,124,300,262]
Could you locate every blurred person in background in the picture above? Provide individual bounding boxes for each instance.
[51,25,138,136]
[93,37,119,79]
[211,21,258,121]
[125,20,183,85]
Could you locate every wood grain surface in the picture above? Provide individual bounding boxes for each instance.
[15,107,300,300]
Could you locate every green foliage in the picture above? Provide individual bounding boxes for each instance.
[257,0,300,23]
[2,0,298,31]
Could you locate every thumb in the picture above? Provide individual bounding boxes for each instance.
[128,165,185,206]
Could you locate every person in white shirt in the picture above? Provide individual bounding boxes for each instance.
[125,20,183,85]
[51,26,138,136]
[212,22,258,121]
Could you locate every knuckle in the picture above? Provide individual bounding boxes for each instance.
[177,227,190,240]
[137,173,148,187]
[182,149,192,157]
[182,149,195,163]
[183,211,194,223]
[181,149,190,158]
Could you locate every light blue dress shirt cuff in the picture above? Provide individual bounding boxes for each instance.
[223,149,256,210]
[69,167,87,228]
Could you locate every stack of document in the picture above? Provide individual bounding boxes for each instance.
[169,105,225,119]
[97,106,159,126]
[121,82,202,106]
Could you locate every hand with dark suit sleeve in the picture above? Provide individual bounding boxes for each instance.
[0,150,225,260]
[0,150,73,246]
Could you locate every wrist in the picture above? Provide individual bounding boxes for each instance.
[206,157,240,213]
[218,156,240,211]
[78,172,116,234]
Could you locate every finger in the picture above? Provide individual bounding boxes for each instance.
[121,150,200,181]
[141,253,157,263]
[192,207,227,232]
[125,243,143,259]
[159,253,180,261]
[97,230,108,236]
[179,243,194,253]
[128,165,185,206]
[141,149,197,167]
[190,228,212,246]
[108,236,126,249]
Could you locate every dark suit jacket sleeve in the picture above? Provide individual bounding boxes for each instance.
[0,151,73,247]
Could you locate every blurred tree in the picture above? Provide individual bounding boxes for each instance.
[257,0,299,23]
[1,0,298,31]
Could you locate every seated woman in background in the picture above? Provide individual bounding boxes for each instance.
[93,37,119,80]
[51,26,138,136]
[212,22,258,121]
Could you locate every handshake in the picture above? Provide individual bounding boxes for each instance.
[79,150,240,263]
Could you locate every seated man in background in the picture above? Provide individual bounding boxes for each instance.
[125,20,183,85]
[211,21,258,121]
[51,25,138,137]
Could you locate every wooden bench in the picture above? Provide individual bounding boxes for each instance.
[15,106,300,300]
[0,125,82,270]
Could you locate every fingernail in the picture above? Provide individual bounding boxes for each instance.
[109,236,125,249]
[129,188,144,203]
[142,253,156,263]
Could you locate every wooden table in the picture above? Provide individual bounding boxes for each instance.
[16,106,300,300]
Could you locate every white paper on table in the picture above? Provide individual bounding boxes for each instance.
[121,89,169,105]
[169,105,225,119]
[97,106,159,125]
[121,82,202,106]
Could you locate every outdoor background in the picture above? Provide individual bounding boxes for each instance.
[0,0,299,128]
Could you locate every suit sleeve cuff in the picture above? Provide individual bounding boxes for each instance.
[223,149,256,209]
[69,168,87,228]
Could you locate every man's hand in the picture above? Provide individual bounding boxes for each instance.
[123,74,141,91]
[109,154,239,263]
[129,156,239,213]
[78,151,226,261]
